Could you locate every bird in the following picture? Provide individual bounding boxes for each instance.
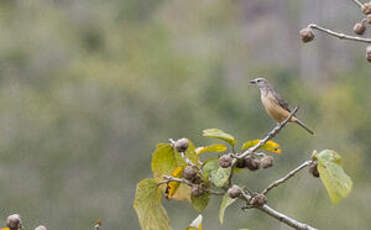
[250,77,314,135]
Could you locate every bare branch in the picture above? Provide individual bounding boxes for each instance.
[238,107,299,159]
[351,0,364,8]
[261,160,312,195]
[257,205,318,230]
[308,24,371,43]
[239,191,317,230]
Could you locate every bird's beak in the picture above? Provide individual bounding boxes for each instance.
[249,79,257,84]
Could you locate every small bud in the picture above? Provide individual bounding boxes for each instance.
[245,157,260,171]
[353,22,366,35]
[227,185,241,199]
[7,214,22,230]
[219,154,233,168]
[367,15,371,24]
[35,226,47,230]
[174,138,189,152]
[250,194,267,206]
[191,184,206,197]
[309,162,320,178]
[300,27,315,43]
[366,46,371,62]
[183,166,198,181]
[362,2,371,15]
[260,156,274,169]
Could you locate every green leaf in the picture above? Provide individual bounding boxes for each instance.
[196,144,227,155]
[203,128,236,146]
[201,158,219,181]
[133,178,172,230]
[202,159,231,187]
[219,193,236,224]
[241,139,281,154]
[210,166,231,187]
[317,150,352,204]
[192,192,210,212]
[186,215,203,230]
[151,143,178,180]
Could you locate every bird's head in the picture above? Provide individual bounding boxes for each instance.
[249,77,270,89]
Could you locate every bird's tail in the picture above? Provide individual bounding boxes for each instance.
[294,119,314,135]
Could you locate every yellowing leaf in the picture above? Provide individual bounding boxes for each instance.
[133,178,172,230]
[186,215,203,230]
[152,143,178,181]
[203,128,236,146]
[241,140,281,154]
[191,192,210,212]
[1,228,10,230]
[196,144,227,155]
[166,166,184,199]
[219,194,236,224]
[317,150,352,204]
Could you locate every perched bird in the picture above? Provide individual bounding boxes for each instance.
[250,77,314,135]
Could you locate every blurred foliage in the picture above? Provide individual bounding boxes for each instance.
[0,0,369,229]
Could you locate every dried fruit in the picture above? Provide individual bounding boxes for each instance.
[183,166,198,181]
[260,156,274,169]
[300,27,315,43]
[362,2,371,15]
[7,214,22,230]
[227,185,241,199]
[219,154,233,168]
[309,162,320,178]
[353,22,366,35]
[191,184,206,197]
[366,46,371,62]
[174,138,189,152]
[245,157,260,171]
[367,15,371,24]
[250,194,267,206]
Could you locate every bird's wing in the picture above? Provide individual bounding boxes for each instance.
[271,89,291,112]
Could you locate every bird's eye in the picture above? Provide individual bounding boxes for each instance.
[257,79,261,83]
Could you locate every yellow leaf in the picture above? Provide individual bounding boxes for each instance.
[1,228,10,230]
[166,166,184,199]
[241,140,281,154]
[202,128,236,146]
[196,144,227,155]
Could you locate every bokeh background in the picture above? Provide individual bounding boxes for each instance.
[0,0,370,229]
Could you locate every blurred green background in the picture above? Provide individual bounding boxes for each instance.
[0,0,370,229]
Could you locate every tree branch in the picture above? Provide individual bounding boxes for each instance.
[239,191,317,230]
[238,107,299,159]
[351,0,364,8]
[257,205,318,230]
[308,24,371,43]
[261,160,312,195]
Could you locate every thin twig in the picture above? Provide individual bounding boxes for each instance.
[238,107,299,159]
[261,160,312,195]
[351,0,364,8]
[238,188,317,230]
[257,205,318,230]
[159,175,193,186]
[308,24,371,43]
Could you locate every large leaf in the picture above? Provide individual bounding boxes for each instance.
[133,178,172,230]
[185,215,203,230]
[191,192,210,212]
[202,128,236,146]
[241,139,281,154]
[152,143,178,180]
[219,194,236,224]
[316,150,352,204]
[196,144,227,155]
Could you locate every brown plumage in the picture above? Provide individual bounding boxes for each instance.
[250,77,314,135]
